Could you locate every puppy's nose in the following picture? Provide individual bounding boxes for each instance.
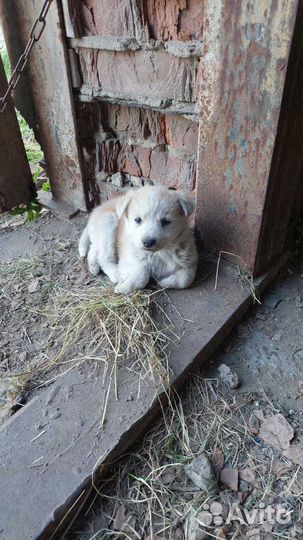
[143,238,156,249]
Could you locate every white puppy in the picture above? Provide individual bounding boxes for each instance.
[79,185,198,294]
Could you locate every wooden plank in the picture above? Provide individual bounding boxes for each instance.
[13,0,87,211]
[69,36,203,57]
[61,0,82,38]
[195,0,299,275]
[0,254,288,540]
[0,56,34,212]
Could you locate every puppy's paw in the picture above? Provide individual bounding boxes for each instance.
[106,267,120,284]
[88,262,100,276]
[159,276,175,289]
[114,281,136,295]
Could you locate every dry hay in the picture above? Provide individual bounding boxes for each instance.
[0,252,174,425]
[69,378,303,540]
[215,250,261,305]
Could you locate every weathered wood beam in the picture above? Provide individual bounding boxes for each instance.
[68,36,203,58]
[75,87,199,119]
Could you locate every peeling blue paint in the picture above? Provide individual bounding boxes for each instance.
[246,23,265,43]
[240,138,248,151]
[228,192,238,216]
[235,158,244,177]
[225,167,233,189]
[230,128,237,142]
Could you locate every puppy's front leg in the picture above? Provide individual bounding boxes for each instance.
[115,269,150,295]
[159,267,196,290]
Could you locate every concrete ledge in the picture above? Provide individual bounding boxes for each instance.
[37,191,79,219]
[0,256,287,540]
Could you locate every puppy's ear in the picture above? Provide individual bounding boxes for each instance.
[177,191,195,216]
[116,191,132,219]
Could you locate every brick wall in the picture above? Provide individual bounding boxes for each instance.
[68,0,204,205]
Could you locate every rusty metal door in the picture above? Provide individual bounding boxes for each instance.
[0,55,34,211]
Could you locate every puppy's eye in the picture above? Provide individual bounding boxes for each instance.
[134,217,142,224]
[161,218,171,227]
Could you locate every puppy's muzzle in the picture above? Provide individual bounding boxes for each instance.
[142,238,156,249]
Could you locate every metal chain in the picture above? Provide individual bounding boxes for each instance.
[0,0,54,113]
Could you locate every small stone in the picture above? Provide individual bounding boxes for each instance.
[272,333,282,342]
[248,413,260,435]
[28,278,40,293]
[129,175,144,187]
[142,177,154,185]
[111,172,125,187]
[185,454,218,494]
[220,468,239,491]
[283,443,303,467]
[211,448,224,479]
[185,511,209,540]
[18,351,27,363]
[259,413,294,451]
[218,364,240,389]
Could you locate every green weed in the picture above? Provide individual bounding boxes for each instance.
[11,200,42,223]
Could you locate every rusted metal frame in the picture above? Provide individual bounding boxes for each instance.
[9,0,88,211]
[254,1,303,275]
[195,0,299,275]
[0,56,34,212]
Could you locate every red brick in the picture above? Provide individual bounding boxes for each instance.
[77,0,204,41]
[79,49,199,103]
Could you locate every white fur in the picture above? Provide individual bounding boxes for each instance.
[79,185,198,294]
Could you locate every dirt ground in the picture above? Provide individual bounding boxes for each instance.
[0,210,302,539]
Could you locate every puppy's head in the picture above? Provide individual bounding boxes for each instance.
[118,185,195,251]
